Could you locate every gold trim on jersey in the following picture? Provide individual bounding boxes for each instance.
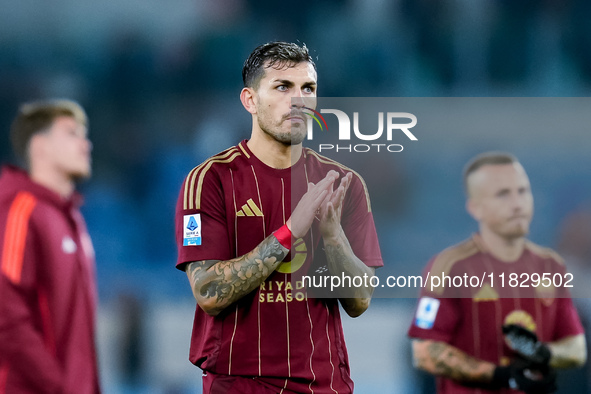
[238,142,251,159]
[194,151,242,210]
[276,238,307,274]
[236,198,264,217]
[281,178,286,223]
[473,283,500,302]
[306,299,317,393]
[228,304,239,375]
[183,147,240,210]
[250,165,266,235]
[504,310,537,333]
[305,149,372,213]
[229,168,239,254]
[324,304,338,394]
[195,151,241,210]
[285,271,292,378]
[525,240,565,265]
[428,237,480,296]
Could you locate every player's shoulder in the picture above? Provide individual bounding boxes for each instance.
[524,240,565,265]
[304,147,372,209]
[179,144,247,211]
[196,145,246,172]
[304,148,354,173]
[429,237,481,276]
[0,169,39,214]
[303,148,369,187]
[183,145,246,181]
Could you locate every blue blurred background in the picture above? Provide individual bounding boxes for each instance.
[1,0,591,392]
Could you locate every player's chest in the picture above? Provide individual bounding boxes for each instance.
[223,173,309,221]
[33,206,94,274]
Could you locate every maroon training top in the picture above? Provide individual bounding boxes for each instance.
[0,165,100,394]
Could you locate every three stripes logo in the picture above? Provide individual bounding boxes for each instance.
[236,198,263,217]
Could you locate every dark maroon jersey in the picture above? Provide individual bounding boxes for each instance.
[176,140,383,394]
[0,166,100,394]
[408,234,584,394]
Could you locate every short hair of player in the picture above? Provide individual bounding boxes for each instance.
[10,99,87,169]
[242,41,317,89]
[463,151,519,196]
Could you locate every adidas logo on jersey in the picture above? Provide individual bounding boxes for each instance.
[236,198,263,217]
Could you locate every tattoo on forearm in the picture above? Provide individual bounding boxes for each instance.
[548,335,586,368]
[324,236,373,315]
[187,235,289,312]
[325,240,372,293]
[417,341,493,382]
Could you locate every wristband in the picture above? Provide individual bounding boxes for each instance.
[273,224,292,249]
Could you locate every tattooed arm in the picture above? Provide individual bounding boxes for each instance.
[185,170,340,317]
[320,173,376,317]
[185,234,289,316]
[548,334,586,368]
[411,339,495,383]
[324,232,376,317]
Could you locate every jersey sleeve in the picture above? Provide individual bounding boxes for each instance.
[545,256,584,340]
[0,194,64,392]
[407,257,462,343]
[552,297,585,340]
[175,164,233,271]
[341,172,383,268]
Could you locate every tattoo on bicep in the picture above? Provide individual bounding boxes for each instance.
[200,235,288,305]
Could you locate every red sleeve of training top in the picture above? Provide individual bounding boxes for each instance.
[0,192,64,393]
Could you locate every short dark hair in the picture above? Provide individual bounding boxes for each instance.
[10,99,87,168]
[242,41,316,89]
[463,151,519,195]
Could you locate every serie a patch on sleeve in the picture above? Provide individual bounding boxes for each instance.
[183,214,202,246]
[414,297,440,329]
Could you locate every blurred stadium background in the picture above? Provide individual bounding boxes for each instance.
[1,0,591,392]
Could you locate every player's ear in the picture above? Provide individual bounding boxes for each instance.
[240,87,257,115]
[466,198,481,221]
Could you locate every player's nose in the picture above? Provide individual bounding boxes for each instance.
[291,96,305,108]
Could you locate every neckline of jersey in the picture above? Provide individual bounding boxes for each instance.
[239,139,305,178]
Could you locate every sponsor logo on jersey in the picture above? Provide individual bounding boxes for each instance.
[183,214,201,246]
[473,283,499,302]
[504,310,537,333]
[276,238,307,274]
[62,236,77,254]
[236,198,263,217]
[415,297,440,329]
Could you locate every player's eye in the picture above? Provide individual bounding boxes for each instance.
[276,85,288,92]
[303,86,315,94]
[496,190,510,198]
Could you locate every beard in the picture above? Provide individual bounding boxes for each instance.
[495,219,531,240]
[258,116,307,146]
